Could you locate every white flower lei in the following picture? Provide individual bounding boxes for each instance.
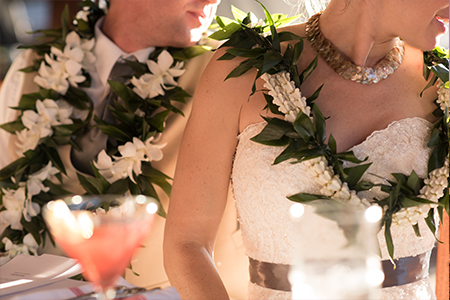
[211,4,449,261]
[0,1,211,263]
[262,71,449,226]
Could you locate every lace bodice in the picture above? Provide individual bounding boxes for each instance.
[231,118,436,300]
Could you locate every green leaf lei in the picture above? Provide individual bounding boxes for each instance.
[211,3,449,262]
[0,0,211,258]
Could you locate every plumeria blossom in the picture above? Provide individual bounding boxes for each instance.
[262,72,310,123]
[131,50,185,99]
[0,234,38,266]
[94,137,166,184]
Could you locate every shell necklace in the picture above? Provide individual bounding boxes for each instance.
[305,12,405,85]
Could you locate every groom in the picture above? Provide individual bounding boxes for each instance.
[0,0,237,292]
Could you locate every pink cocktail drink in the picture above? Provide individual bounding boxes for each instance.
[55,217,154,289]
[43,195,159,297]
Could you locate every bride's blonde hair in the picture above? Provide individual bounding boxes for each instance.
[284,0,331,22]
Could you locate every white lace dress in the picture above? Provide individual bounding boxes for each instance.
[231,118,437,300]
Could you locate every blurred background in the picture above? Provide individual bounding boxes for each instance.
[0,0,294,83]
[0,0,448,83]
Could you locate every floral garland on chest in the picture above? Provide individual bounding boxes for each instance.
[0,0,211,262]
[210,5,449,261]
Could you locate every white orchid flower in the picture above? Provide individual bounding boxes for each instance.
[26,161,59,197]
[34,56,70,94]
[0,187,26,230]
[15,99,73,155]
[51,31,96,70]
[94,150,124,183]
[15,127,43,155]
[34,52,86,93]
[131,50,185,99]
[94,137,165,184]
[144,136,165,161]
[0,234,38,266]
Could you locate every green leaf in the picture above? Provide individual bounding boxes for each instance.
[44,180,72,196]
[275,16,301,30]
[312,104,326,144]
[226,47,266,58]
[400,196,438,207]
[300,55,318,84]
[263,94,283,115]
[257,1,280,51]
[424,208,438,239]
[290,148,325,162]
[343,163,372,188]
[384,217,395,263]
[333,151,365,163]
[141,163,172,188]
[328,134,337,154]
[412,223,421,238]
[428,142,447,172]
[42,146,66,175]
[273,139,308,164]
[77,173,101,194]
[306,84,323,104]
[405,171,422,194]
[0,120,25,133]
[278,31,302,43]
[288,193,331,203]
[225,59,256,80]
[293,112,314,142]
[209,22,242,40]
[431,64,449,83]
[172,45,212,60]
[261,52,283,74]
[148,109,171,132]
[21,217,42,246]
[250,117,292,142]
[106,179,130,195]
[108,80,133,101]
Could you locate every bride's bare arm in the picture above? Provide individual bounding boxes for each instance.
[163,49,254,300]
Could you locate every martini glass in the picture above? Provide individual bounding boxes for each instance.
[43,194,158,299]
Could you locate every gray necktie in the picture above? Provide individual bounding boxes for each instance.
[71,56,136,175]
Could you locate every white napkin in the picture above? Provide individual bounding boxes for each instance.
[7,278,180,300]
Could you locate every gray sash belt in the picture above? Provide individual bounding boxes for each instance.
[249,252,429,291]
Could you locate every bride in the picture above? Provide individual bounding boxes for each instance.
[163,0,449,299]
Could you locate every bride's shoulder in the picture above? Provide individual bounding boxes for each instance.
[278,22,307,36]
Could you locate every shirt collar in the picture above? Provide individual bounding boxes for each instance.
[93,17,155,85]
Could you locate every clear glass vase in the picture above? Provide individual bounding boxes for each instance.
[289,201,384,300]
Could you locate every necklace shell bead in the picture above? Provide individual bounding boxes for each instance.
[306,12,405,85]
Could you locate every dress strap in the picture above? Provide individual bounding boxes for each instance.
[249,252,430,291]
